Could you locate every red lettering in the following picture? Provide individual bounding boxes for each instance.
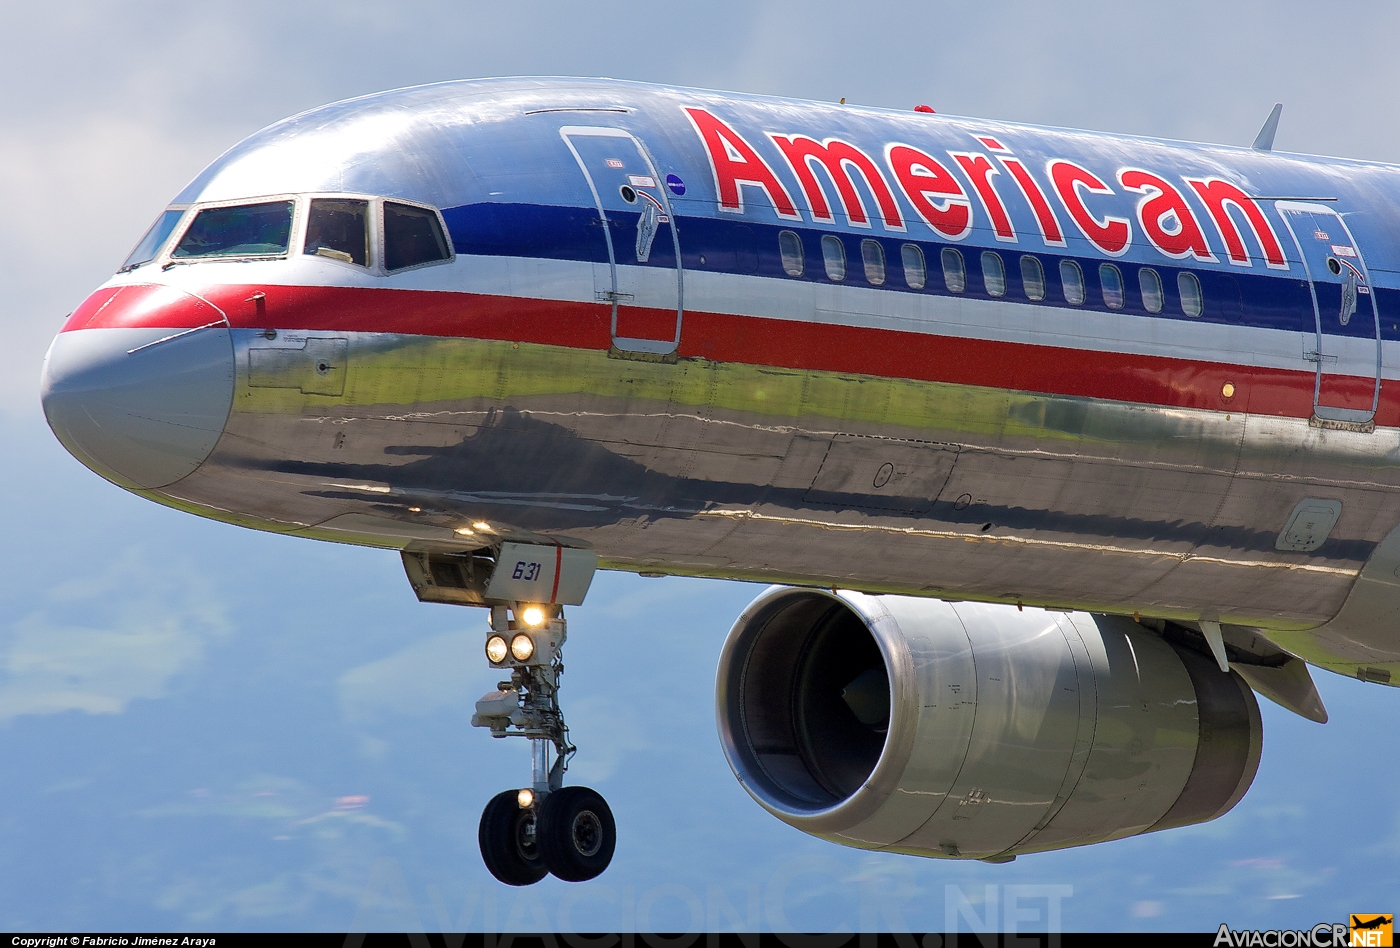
[1048,160,1131,256]
[1119,169,1215,262]
[950,153,1015,241]
[770,135,904,230]
[885,144,971,240]
[998,156,1064,247]
[1184,177,1288,269]
[682,107,799,219]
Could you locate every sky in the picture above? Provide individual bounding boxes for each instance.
[2,0,1399,933]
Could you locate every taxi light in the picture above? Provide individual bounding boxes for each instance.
[510,633,535,662]
[517,788,534,808]
[485,634,508,664]
[521,605,545,627]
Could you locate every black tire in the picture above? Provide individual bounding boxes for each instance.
[538,786,616,882]
[478,789,548,886]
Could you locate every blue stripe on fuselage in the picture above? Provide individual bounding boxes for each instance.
[444,201,1388,342]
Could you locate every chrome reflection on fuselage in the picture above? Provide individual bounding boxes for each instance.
[41,77,1400,685]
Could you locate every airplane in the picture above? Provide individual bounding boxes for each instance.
[1351,916,1393,931]
[38,77,1400,886]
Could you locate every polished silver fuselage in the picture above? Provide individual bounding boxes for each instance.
[41,78,1400,686]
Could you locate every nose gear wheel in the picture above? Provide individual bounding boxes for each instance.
[539,786,616,881]
[478,789,547,886]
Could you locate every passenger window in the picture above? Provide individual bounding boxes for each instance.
[120,208,185,272]
[1178,271,1203,317]
[305,199,370,266]
[1060,260,1085,304]
[1020,255,1045,301]
[981,251,1005,297]
[1139,267,1164,313]
[901,243,926,289]
[941,248,966,293]
[822,235,846,281]
[172,201,294,259]
[779,230,804,276]
[384,202,451,271]
[861,239,886,285]
[1100,263,1124,310]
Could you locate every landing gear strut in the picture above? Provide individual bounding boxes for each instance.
[471,603,616,885]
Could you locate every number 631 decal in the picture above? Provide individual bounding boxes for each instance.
[512,561,542,582]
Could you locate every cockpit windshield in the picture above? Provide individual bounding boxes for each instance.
[384,201,451,270]
[172,201,294,259]
[304,199,369,266]
[119,208,185,272]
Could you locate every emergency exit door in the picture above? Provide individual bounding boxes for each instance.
[561,126,683,357]
[1276,201,1381,426]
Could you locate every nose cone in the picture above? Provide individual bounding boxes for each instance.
[40,284,235,490]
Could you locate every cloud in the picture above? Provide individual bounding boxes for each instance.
[0,547,230,721]
[337,629,481,723]
[135,775,406,924]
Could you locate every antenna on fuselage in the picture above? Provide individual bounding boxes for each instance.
[1252,102,1283,152]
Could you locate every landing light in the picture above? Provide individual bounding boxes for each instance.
[517,788,534,809]
[454,526,475,536]
[473,521,493,532]
[485,634,509,664]
[510,633,536,662]
[521,605,546,627]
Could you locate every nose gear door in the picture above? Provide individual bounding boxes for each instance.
[561,126,683,358]
[1276,202,1381,427]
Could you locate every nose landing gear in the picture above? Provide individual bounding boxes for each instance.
[471,603,616,885]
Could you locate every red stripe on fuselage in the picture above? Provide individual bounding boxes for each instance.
[64,281,1373,425]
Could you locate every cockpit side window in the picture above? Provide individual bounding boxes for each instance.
[120,208,185,272]
[384,202,451,271]
[304,199,370,266]
[172,201,294,259]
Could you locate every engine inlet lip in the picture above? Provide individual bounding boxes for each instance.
[714,585,920,835]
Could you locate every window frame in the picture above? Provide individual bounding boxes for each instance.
[1099,263,1125,310]
[941,247,966,293]
[380,196,456,275]
[162,194,303,268]
[1139,267,1164,314]
[1060,259,1085,305]
[119,206,191,273]
[1177,271,1204,318]
[303,196,376,270]
[821,234,847,282]
[779,230,805,277]
[861,239,886,285]
[901,243,926,289]
[1020,255,1046,301]
[981,251,1006,297]
[152,192,456,276]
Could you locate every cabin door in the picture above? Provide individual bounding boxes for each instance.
[1276,201,1380,426]
[561,126,683,357]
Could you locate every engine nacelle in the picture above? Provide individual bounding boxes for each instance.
[715,587,1262,861]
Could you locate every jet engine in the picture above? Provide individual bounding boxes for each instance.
[715,587,1262,861]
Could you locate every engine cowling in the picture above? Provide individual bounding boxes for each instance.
[715,587,1262,861]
